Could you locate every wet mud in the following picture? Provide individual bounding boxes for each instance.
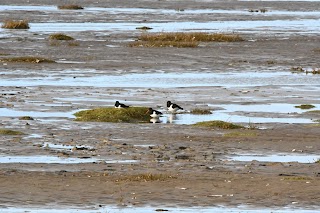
[0,0,320,211]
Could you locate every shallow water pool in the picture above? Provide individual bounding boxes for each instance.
[228,154,319,163]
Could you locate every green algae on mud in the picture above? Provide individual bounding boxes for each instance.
[19,116,34,120]
[74,107,150,123]
[49,33,74,40]
[57,5,84,10]
[129,32,244,48]
[193,120,244,129]
[190,108,212,115]
[0,129,24,135]
[295,104,315,110]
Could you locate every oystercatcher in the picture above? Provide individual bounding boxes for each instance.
[146,108,163,118]
[167,101,183,113]
[114,101,129,108]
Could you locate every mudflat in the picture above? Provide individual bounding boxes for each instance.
[0,0,320,211]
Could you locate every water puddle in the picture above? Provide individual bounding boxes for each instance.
[0,155,97,164]
[1,103,315,124]
[156,111,313,124]
[228,154,320,163]
[42,142,94,151]
[42,143,77,150]
[17,20,317,34]
[1,5,320,17]
[0,19,319,34]
[0,155,139,164]
[54,97,153,105]
[155,103,318,124]
[1,72,320,88]
[211,103,320,114]
[25,133,43,138]
[0,205,317,213]
[0,102,316,124]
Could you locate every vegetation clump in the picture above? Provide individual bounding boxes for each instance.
[224,131,257,137]
[1,20,30,29]
[57,5,84,10]
[0,56,55,63]
[283,176,312,181]
[0,129,24,135]
[295,104,315,110]
[193,120,244,129]
[117,173,177,182]
[291,66,304,72]
[19,116,34,120]
[129,32,244,48]
[291,66,320,74]
[74,107,150,123]
[190,108,212,114]
[49,33,74,40]
[139,32,244,42]
[136,26,153,30]
[129,41,198,48]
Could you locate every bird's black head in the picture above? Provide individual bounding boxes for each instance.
[146,108,153,114]
[167,101,172,107]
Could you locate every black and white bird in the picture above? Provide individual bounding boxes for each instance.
[114,101,129,108]
[167,101,183,113]
[146,107,163,118]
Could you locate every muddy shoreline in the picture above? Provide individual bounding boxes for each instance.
[0,0,320,211]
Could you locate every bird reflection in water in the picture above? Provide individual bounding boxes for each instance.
[167,114,177,123]
[150,118,161,124]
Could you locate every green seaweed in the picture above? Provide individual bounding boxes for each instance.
[74,107,150,123]
[193,120,243,129]
[295,104,315,110]
[0,129,24,135]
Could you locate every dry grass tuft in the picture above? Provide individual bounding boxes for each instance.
[0,56,55,63]
[291,66,320,74]
[1,20,29,29]
[49,33,74,40]
[129,41,198,48]
[190,108,212,114]
[139,32,244,42]
[283,176,312,181]
[193,120,244,129]
[0,129,24,135]
[129,32,244,48]
[117,173,177,182]
[57,5,84,10]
